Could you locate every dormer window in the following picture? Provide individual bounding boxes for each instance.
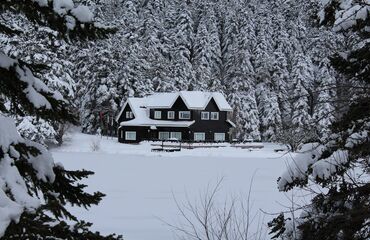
[154,111,162,119]
[179,111,191,119]
[168,111,175,119]
[211,112,219,120]
[126,111,133,119]
[201,112,209,120]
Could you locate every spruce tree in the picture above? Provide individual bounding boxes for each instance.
[193,16,212,90]
[0,1,121,238]
[170,0,195,91]
[269,1,370,239]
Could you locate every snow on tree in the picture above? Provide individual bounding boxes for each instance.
[0,52,120,239]
[290,54,314,130]
[206,8,222,91]
[136,0,173,92]
[193,16,212,91]
[313,59,337,140]
[169,0,195,91]
[16,116,57,145]
[270,1,370,239]
[257,83,282,141]
[64,0,345,140]
[0,1,120,238]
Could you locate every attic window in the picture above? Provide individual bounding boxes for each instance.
[211,112,219,120]
[126,111,133,119]
[201,112,209,120]
[154,111,162,119]
[168,111,175,119]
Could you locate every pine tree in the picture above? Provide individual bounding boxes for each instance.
[223,5,261,140]
[313,59,336,140]
[290,53,314,131]
[43,0,346,141]
[206,8,222,91]
[137,0,173,92]
[270,1,370,239]
[193,15,212,90]
[257,83,282,141]
[1,5,78,144]
[0,1,120,238]
[169,0,195,91]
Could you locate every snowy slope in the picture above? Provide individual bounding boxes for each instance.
[52,132,294,240]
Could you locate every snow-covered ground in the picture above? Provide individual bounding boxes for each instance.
[52,132,291,240]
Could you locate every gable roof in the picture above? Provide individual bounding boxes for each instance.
[118,97,195,127]
[145,91,233,111]
[116,91,233,122]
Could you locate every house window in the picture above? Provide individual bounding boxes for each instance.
[179,111,191,119]
[126,111,133,119]
[125,131,136,141]
[158,132,170,140]
[201,112,209,120]
[154,111,162,119]
[168,111,175,119]
[214,133,225,142]
[170,132,182,140]
[194,132,205,141]
[211,112,219,120]
[120,130,124,139]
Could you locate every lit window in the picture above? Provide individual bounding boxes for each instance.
[125,131,136,140]
[201,112,209,120]
[168,111,175,119]
[179,111,191,119]
[170,132,182,140]
[214,133,225,142]
[126,111,133,118]
[154,111,162,119]
[194,132,205,141]
[159,132,170,140]
[211,112,219,120]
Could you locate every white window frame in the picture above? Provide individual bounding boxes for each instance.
[194,132,205,141]
[170,132,182,140]
[158,132,170,140]
[211,112,219,120]
[201,112,209,120]
[214,133,226,142]
[125,131,136,141]
[179,111,191,120]
[167,111,175,119]
[154,111,162,119]
[125,111,133,119]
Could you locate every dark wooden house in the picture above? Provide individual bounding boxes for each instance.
[115,91,235,143]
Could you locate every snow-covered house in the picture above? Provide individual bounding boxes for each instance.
[115,91,235,143]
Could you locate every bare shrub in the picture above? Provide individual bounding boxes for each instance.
[167,178,267,240]
[90,136,101,151]
[276,126,318,152]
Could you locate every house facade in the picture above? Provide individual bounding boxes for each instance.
[115,91,235,143]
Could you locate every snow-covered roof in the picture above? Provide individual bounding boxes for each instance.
[120,119,195,128]
[118,97,195,127]
[116,91,233,125]
[145,92,179,109]
[226,119,236,128]
[144,91,232,111]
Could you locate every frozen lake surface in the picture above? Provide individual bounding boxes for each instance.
[52,133,291,240]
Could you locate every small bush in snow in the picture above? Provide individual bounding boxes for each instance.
[90,136,101,151]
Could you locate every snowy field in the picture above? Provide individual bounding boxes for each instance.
[52,132,292,240]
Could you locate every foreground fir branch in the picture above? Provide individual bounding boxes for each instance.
[0,1,121,238]
[269,1,370,239]
[1,0,116,40]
